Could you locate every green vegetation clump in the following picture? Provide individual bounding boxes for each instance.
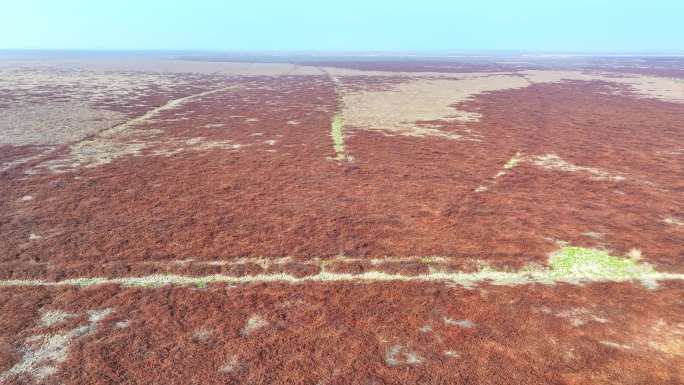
[503,152,522,169]
[331,114,347,161]
[548,247,655,281]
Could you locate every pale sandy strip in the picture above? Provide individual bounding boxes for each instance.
[1,270,683,288]
[100,85,240,137]
[85,255,455,268]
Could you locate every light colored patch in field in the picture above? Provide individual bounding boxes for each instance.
[31,86,241,173]
[87,308,112,323]
[39,139,148,172]
[600,340,632,350]
[202,255,451,270]
[619,76,684,103]
[495,151,523,178]
[644,320,684,356]
[192,328,213,342]
[39,310,74,328]
[324,68,684,106]
[443,318,475,328]
[0,146,56,173]
[476,151,523,192]
[335,70,683,141]
[522,70,619,84]
[220,356,240,373]
[555,308,608,327]
[663,217,684,226]
[18,195,34,202]
[597,319,684,357]
[528,154,626,181]
[0,308,111,383]
[626,248,642,259]
[385,345,422,366]
[241,315,268,337]
[583,232,604,240]
[150,137,242,157]
[522,70,684,103]
[324,67,517,78]
[340,75,530,138]
[477,150,631,194]
[333,72,683,140]
[0,68,190,107]
[99,85,239,138]
[503,152,523,170]
[0,103,126,146]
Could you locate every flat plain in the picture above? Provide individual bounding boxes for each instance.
[0,53,683,384]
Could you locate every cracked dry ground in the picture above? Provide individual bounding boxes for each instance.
[1,68,684,384]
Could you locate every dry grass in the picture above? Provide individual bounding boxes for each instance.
[241,315,269,336]
[528,154,626,181]
[336,69,683,142]
[27,86,242,173]
[522,70,684,103]
[340,75,530,139]
[0,59,323,76]
[385,345,423,366]
[0,308,112,383]
[663,217,683,226]
[0,103,125,146]
[0,68,190,107]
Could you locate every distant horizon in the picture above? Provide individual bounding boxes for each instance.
[2,49,684,58]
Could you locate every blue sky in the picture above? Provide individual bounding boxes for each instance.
[2,0,683,52]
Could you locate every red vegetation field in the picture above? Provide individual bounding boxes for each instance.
[0,56,682,384]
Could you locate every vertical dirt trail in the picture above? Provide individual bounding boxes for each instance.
[318,67,349,161]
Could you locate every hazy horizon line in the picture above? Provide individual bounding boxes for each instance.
[2,48,684,58]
